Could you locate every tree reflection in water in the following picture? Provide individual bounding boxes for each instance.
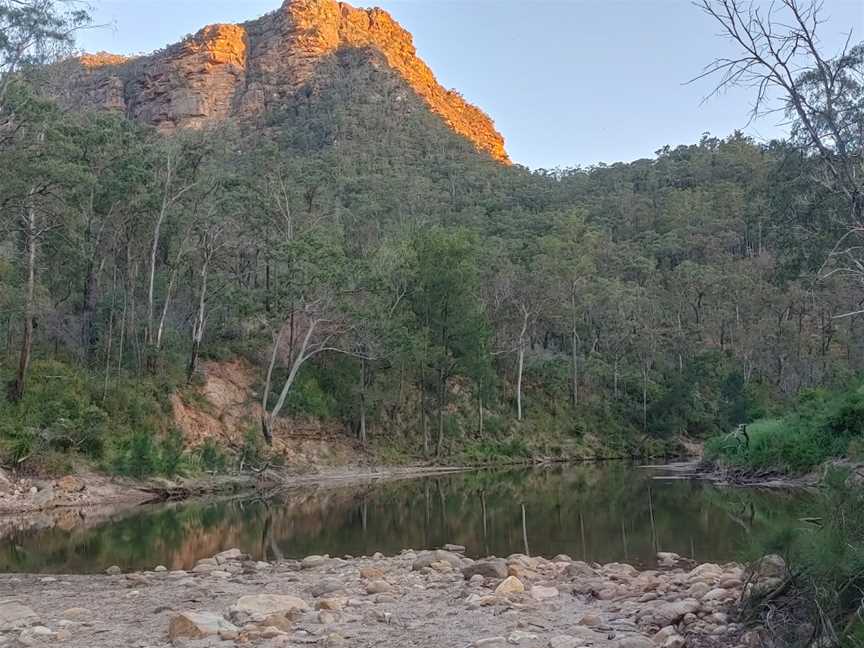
[2,464,811,574]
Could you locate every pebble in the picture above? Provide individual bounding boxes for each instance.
[474,638,507,648]
[508,630,539,644]
[579,612,602,626]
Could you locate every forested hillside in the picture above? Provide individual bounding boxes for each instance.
[1,2,862,478]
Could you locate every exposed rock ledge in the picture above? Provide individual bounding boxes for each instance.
[0,549,781,648]
[57,0,510,163]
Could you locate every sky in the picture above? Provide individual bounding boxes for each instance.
[77,0,864,169]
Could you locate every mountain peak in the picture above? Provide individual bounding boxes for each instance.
[62,1,509,163]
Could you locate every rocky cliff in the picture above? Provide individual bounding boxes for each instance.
[64,0,509,163]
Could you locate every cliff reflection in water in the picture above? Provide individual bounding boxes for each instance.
[2,464,809,574]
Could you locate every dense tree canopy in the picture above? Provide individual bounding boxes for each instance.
[1,31,863,471]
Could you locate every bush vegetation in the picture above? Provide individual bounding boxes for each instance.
[739,468,864,646]
[0,360,195,478]
[705,383,864,474]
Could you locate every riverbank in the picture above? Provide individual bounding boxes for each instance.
[0,464,483,517]
[642,460,816,489]
[692,458,864,490]
[0,548,768,648]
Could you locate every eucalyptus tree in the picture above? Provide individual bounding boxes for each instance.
[1,84,74,401]
[258,227,355,445]
[410,227,491,456]
[536,211,603,408]
[696,0,864,300]
[0,0,89,105]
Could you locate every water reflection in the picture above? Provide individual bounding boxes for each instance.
[1,463,810,574]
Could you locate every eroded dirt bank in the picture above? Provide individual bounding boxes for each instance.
[0,548,778,648]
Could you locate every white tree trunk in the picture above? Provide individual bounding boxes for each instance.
[11,194,36,402]
[262,320,319,444]
[516,306,529,421]
[517,345,525,421]
[187,255,210,383]
[146,205,169,347]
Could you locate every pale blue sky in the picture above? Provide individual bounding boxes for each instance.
[77,0,864,169]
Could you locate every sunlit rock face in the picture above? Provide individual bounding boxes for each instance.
[61,0,510,163]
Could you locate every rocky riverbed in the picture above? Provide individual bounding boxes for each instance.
[0,548,780,648]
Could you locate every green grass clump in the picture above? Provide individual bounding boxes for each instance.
[739,468,864,646]
[705,384,864,474]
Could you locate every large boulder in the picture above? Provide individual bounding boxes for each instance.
[301,555,329,570]
[656,552,681,568]
[549,637,580,648]
[617,636,654,648]
[602,562,639,579]
[310,577,344,597]
[494,576,525,595]
[365,580,393,595]
[412,550,463,571]
[462,559,508,580]
[567,561,598,579]
[17,626,56,646]
[214,548,243,564]
[639,599,700,627]
[233,594,309,617]
[530,585,559,600]
[754,555,786,580]
[168,611,238,640]
[0,601,38,631]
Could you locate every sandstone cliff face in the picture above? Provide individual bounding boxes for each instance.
[67,0,509,163]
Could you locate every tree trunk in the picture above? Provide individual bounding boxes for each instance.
[642,362,649,433]
[261,327,284,445]
[517,306,528,421]
[146,155,179,369]
[436,368,446,458]
[359,358,368,447]
[103,267,117,401]
[516,344,525,421]
[9,198,36,402]
[571,287,579,407]
[80,257,101,363]
[186,255,210,384]
[262,319,318,444]
[146,208,167,349]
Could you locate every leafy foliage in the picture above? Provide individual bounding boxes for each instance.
[705,384,864,473]
[1,24,863,470]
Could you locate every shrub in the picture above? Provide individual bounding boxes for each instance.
[235,428,266,470]
[462,436,533,464]
[159,429,186,477]
[739,468,864,646]
[705,383,864,474]
[196,439,227,473]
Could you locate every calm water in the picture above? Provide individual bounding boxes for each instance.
[1,464,811,574]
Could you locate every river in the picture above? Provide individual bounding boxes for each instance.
[1,462,811,573]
